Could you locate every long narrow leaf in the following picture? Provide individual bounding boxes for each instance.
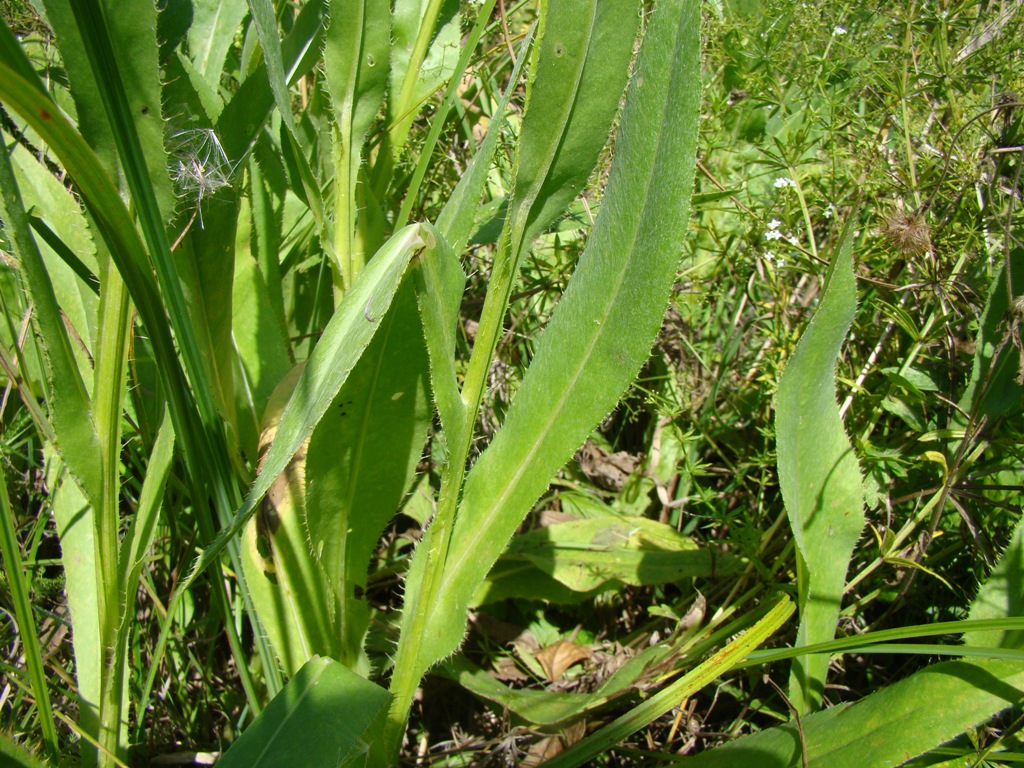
[246,0,298,135]
[776,213,865,713]
[0,463,59,760]
[432,19,532,254]
[391,0,701,724]
[0,114,100,503]
[677,657,1024,768]
[323,0,389,288]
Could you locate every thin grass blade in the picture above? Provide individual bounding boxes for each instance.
[0,463,59,761]
[543,596,795,768]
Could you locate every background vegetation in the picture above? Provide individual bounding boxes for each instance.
[0,0,1023,765]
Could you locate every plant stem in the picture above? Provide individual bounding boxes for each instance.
[92,261,132,765]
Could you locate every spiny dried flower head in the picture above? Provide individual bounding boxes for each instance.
[882,201,932,257]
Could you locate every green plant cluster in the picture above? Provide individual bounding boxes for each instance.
[0,0,1022,766]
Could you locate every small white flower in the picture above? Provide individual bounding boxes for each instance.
[774,177,796,188]
[787,235,800,246]
[833,25,848,35]
[823,204,835,219]
[765,230,783,241]
[764,250,776,263]
[768,218,782,230]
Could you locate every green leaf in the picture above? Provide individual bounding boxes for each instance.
[242,368,341,675]
[505,0,639,269]
[117,410,175,623]
[304,277,433,670]
[0,732,50,768]
[232,237,293,459]
[0,461,59,761]
[676,658,1024,768]
[216,656,390,768]
[955,247,1024,425]
[413,233,466,437]
[433,23,533,256]
[775,212,865,713]
[387,0,462,156]
[188,0,250,96]
[411,0,700,678]
[42,0,176,221]
[0,119,101,505]
[246,0,297,135]
[172,191,244,455]
[323,0,390,288]
[182,224,459,593]
[488,517,739,594]
[458,0,642,447]
[47,448,102,758]
[544,596,794,768]
[966,507,1024,649]
[441,624,724,728]
[216,0,326,162]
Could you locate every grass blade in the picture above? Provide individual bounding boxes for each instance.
[0,463,59,761]
[543,596,795,768]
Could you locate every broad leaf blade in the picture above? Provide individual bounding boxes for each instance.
[41,0,175,221]
[243,370,341,676]
[776,213,864,713]
[216,657,390,768]
[188,0,249,95]
[182,224,457,591]
[493,517,739,594]
[304,277,433,670]
[0,122,101,503]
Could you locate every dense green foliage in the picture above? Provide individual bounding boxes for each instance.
[0,0,1022,766]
